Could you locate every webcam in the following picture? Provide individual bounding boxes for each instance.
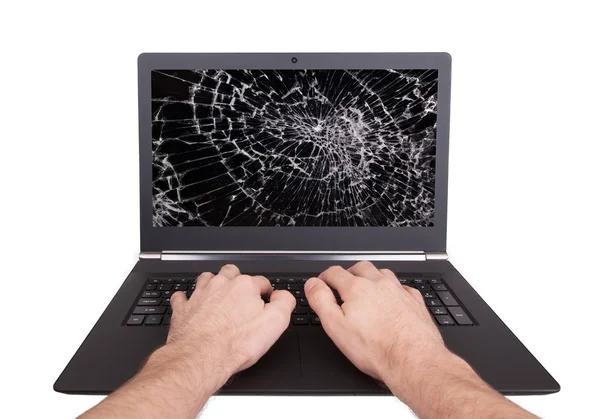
[291,57,298,63]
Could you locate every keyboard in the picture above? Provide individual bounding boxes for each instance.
[124,274,475,327]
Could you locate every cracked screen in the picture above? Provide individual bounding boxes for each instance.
[152,69,437,227]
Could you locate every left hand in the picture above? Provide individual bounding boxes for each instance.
[148,264,295,390]
[80,265,295,419]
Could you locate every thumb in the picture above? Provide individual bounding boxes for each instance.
[304,277,344,327]
[263,290,296,334]
[246,290,296,363]
[170,291,187,314]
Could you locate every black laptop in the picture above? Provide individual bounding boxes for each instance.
[54,52,559,395]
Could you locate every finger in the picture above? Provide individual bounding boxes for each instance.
[379,268,397,280]
[402,285,425,303]
[266,290,296,316]
[318,265,356,297]
[234,291,296,373]
[347,260,382,281]
[261,290,296,337]
[252,275,274,297]
[235,275,273,297]
[218,264,241,279]
[304,277,344,327]
[379,268,402,288]
[196,271,215,288]
[170,291,187,313]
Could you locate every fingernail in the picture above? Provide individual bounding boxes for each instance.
[304,278,318,293]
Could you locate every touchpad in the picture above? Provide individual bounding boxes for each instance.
[233,329,301,381]
[298,331,381,391]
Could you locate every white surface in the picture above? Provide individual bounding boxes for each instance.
[1,1,598,417]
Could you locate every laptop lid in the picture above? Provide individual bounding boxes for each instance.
[138,53,451,253]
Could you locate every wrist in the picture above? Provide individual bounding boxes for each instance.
[381,347,481,403]
[382,349,528,419]
[94,343,233,419]
[144,342,232,398]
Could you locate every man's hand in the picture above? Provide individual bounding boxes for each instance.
[305,261,539,419]
[166,264,296,377]
[304,261,446,384]
[80,264,295,419]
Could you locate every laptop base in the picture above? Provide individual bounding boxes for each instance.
[54,259,559,395]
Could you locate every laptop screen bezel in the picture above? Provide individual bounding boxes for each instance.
[138,53,451,252]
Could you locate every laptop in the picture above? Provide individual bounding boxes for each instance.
[54,53,559,395]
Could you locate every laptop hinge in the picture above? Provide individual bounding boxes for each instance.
[139,251,161,259]
[425,252,449,260]
[140,250,448,262]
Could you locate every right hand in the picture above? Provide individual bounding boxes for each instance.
[304,261,449,386]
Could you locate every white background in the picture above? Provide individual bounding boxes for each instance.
[1,1,598,417]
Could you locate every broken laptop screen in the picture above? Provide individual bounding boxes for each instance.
[151,69,437,227]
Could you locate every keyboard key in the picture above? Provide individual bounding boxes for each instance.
[161,290,173,297]
[286,284,299,291]
[448,307,473,325]
[174,284,188,291]
[299,298,309,306]
[425,299,442,307]
[176,279,189,284]
[273,278,283,284]
[291,289,305,298]
[435,315,455,325]
[421,291,436,299]
[145,284,157,290]
[309,308,316,315]
[429,306,448,315]
[150,279,161,284]
[286,278,298,284]
[416,284,431,291]
[158,284,173,291]
[126,315,145,325]
[274,284,285,290]
[437,292,459,306]
[133,306,166,315]
[138,299,161,306]
[292,315,308,325]
[429,278,443,284]
[301,278,309,284]
[432,284,447,291]
[142,291,160,298]
[164,279,175,284]
[162,298,171,305]
[145,315,163,325]
[293,306,307,314]
[163,315,171,325]
[399,278,412,285]
[310,316,321,326]
[413,279,426,285]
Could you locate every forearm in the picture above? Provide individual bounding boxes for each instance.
[79,344,228,419]
[383,351,538,419]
